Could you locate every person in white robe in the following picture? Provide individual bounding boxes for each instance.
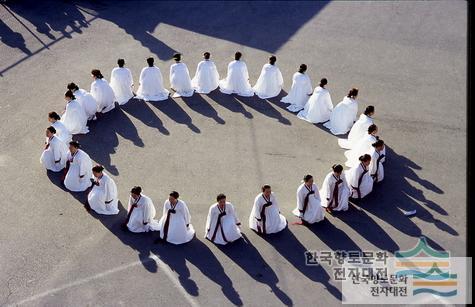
[297,78,333,123]
[292,175,324,224]
[252,55,283,99]
[369,140,386,183]
[110,59,134,105]
[87,165,119,215]
[249,185,287,235]
[136,57,170,101]
[345,154,373,199]
[324,88,359,135]
[60,90,89,135]
[157,191,195,244]
[191,52,220,94]
[125,186,160,233]
[40,126,68,172]
[68,82,98,120]
[281,64,313,112]
[338,105,375,149]
[169,53,194,98]
[320,164,350,212]
[205,193,242,245]
[344,124,382,168]
[90,69,116,113]
[48,111,72,144]
[64,141,93,192]
[219,51,254,97]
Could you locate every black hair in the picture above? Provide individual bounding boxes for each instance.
[269,55,277,65]
[69,141,80,148]
[169,191,180,199]
[47,126,56,134]
[372,139,385,148]
[364,105,375,115]
[261,184,271,192]
[298,64,307,73]
[67,82,79,91]
[216,193,226,201]
[303,174,313,182]
[48,111,61,120]
[147,57,154,66]
[203,52,210,59]
[368,124,378,134]
[173,53,182,61]
[320,78,328,87]
[131,186,142,195]
[92,165,104,173]
[65,90,75,100]
[332,164,343,173]
[359,154,372,163]
[91,69,103,79]
[235,51,242,60]
[347,88,359,98]
[117,58,125,67]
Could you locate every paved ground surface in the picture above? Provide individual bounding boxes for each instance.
[0,1,467,306]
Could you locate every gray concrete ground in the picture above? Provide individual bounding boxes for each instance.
[0,1,467,306]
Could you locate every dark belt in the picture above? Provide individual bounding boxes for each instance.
[210,211,228,243]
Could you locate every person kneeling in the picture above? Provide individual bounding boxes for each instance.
[125,186,160,233]
[320,164,350,212]
[249,185,287,235]
[87,165,119,215]
[40,126,68,172]
[205,194,242,245]
[292,174,324,224]
[157,191,195,244]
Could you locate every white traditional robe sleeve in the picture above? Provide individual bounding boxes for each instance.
[249,193,286,234]
[87,173,119,215]
[344,134,378,168]
[205,202,242,245]
[110,67,134,105]
[281,72,313,112]
[91,79,116,113]
[320,173,350,211]
[338,114,374,149]
[60,99,89,135]
[324,96,359,135]
[136,66,170,101]
[369,148,385,183]
[170,63,194,97]
[292,183,324,223]
[51,121,72,144]
[64,149,93,192]
[219,60,254,97]
[252,64,284,99]
[74,89,98,120]
[346,163,373,199]
[191,60,220,94]
[158,200,195,244]
[297,86,334,123]
[40,136,68,172]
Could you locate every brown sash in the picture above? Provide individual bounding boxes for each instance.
[162,201,177,241]
[258,194,272,234]
[210,204,228,243]
[371,153,385,182]
[125,195,141,224]
[301,184,315,215]
[351,164,368,199]
[328,176,343,209]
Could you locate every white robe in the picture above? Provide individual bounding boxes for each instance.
[346,163,373,199]
[158,199,195,244]
[110,67,134,105]
[126,194,160,233]
[40,135,68,172]
[87,173,119,215]
[249,192,287,234]
[297,86,333,123]
[136,66,170,101]
[320,172,350,211]
[51,121,72,144]
[90,78,116,113]
[73,88,97,120]
[344,134,383,168]
[252,64,283,99]
[323,96,358,135]
[369,148,385,183]
[191,60,219,94]
[219,60,254,97]
[205,202,242,245]
[338,114,374,149]
[60,99,89,135]
[292,183,324,224]
[281,72,313,112]
[170,62,194,98]
[64,149,93,192]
